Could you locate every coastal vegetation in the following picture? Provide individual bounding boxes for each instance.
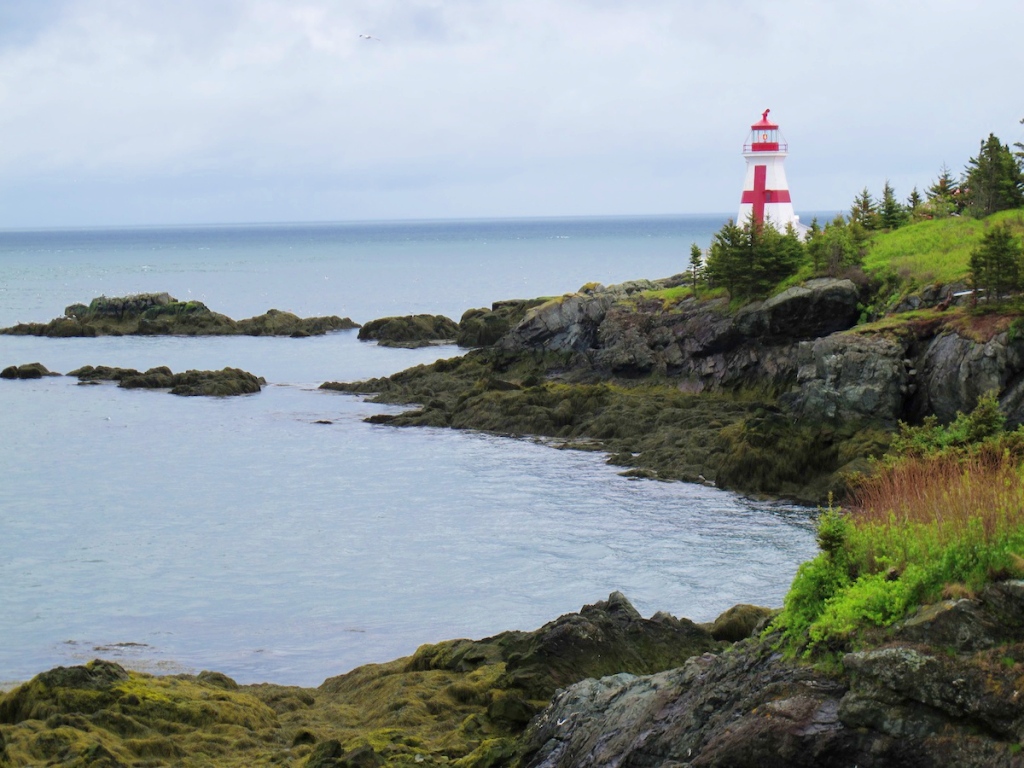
[775,393,1024,658]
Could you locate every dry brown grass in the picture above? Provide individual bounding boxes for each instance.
[848,454,1024,543]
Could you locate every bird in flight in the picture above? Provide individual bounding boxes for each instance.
[358,34,382,42]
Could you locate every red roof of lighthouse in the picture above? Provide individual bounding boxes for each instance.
[751,108,778,130]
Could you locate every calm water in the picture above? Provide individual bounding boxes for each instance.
[0,216,819,687]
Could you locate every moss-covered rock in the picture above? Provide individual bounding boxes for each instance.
[358,314,459,346]
[0,362,61,379]
[0,294,358,337]
[0,595,724,767]
[69,365,264,396]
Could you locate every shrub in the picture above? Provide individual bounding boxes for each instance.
[773,394,1024,657]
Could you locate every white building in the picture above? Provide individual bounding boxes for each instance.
[737,109,808,238]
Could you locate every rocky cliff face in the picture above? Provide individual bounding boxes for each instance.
[498,278,1024,429]
[520,580,1024,768]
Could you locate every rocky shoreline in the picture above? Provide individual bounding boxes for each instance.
[5,587,1024,767]
[324,276,1024,502]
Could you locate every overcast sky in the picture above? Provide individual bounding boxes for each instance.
[0,0,1021,228]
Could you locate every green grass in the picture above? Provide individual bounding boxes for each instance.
[863,209,1024,285]
[636,284,728,310]
[772,394,1024,657]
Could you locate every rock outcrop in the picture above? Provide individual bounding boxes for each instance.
[69,365,265,396]
[499,278,860,390]
[357,314,460,347]
[495,278,1024,430]
[0,362,60,379]
[0,294,359,337]
[457,299,549,348]
[0,594,722,768]
[521,581,1024,768]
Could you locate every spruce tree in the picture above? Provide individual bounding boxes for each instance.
[706,220,746,297]
[963,134,1024,218]
[705,218,805,301]
[969,222,1023,302]
[880,180,908,229]
[689,242,703,291]
[850,187,879,230]
[926,164,960,217]
[906,187,922,215]
[807,215,860,277]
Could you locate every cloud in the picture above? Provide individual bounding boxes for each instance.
[0,0,1021,225]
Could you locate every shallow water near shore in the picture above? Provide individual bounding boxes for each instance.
[0,216,819,687]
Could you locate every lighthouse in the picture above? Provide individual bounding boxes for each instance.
[737,109,805,236]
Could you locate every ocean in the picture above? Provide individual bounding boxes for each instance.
[0,215,819,688]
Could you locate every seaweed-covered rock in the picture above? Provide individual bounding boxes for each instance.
[357,314,459,346]
[236,309,358,337]
[403,592,719,701]
[0,660,279,767]
[0,294,358,337]
[0,362,60,379]
[68,365,263,396]
[706,603,776,642]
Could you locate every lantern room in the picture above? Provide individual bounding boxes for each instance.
[743,109,788,153]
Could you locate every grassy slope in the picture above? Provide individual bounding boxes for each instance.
[863,209,1024,285]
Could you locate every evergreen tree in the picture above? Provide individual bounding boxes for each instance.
[807,215,861,276]
[969,222,1023,302]
[880,180,908,229]
[962,133,1024,218]
[705,219,746,297]
[705,217,805,301]
[1014,117,1023,163]
[850,187,879,230]
[926,164,960,217]
[906,187,922,215]
[689,242,703,291]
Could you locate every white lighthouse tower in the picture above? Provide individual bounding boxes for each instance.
[737,109,805,236]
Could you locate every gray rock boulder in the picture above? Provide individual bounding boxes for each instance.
[521,581,1024,768]
[498,293,614,354]
[735,278,861,340]
[913,331,1024,426]
[782,332,911,425]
